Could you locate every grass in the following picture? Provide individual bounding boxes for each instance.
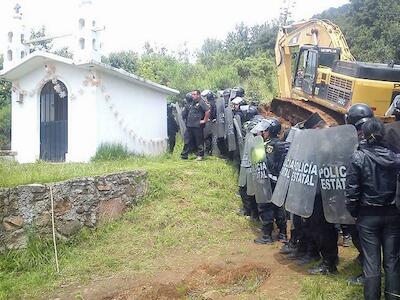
[0,141,255,299]
[0,140,364,299]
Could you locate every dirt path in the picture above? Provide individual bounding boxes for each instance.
[51,240,304,300]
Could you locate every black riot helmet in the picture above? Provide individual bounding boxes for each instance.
[185,92,193,104]
[223,89,231,100]
[345,103,374,130]
[201,89,215,102]
[267,118,282,137]
[232,86,245,98]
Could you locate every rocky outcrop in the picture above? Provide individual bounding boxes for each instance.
[0,170,148,251]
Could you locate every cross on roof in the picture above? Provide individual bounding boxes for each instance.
[14,3,21,14]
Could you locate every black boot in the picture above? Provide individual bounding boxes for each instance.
[254,235,273,245]
[280,241,297,255]
[296,254,321,266]
[347,274,365,286]
[307,262,337,275]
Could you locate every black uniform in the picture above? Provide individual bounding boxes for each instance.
[204,100,217,155]
[257,137,287,239]
[346,143,400,300]
[181,99,209,158]
[383,121,400,153]
[167,108,179,153]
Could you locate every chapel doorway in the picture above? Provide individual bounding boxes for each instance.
[40,80,68,162]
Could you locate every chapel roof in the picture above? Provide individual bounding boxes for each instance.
[0,51,179,96]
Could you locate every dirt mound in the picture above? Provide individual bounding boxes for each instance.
[112,263,270,300]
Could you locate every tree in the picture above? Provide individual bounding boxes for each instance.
[102,51,139,73]
[0,55,11,149]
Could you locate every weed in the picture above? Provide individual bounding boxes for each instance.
[91,143,131,161]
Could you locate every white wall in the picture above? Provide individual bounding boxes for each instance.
[12,62,97,163]
[12,60,169,163]
[96,72,168,155]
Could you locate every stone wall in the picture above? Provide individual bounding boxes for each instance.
[0,170,148,251]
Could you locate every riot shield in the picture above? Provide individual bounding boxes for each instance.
[284,129,319,217]
[211,122,220,157]
[239,133,253,187]
[317,125,358,224]
[251,136,273,204]
[245,134,256,195]
[383,122,400,153]
[175,104,187,140]
[225,103,237,152]
[271,129,302,208]
[234,115,244,158]
[216,98,225,138]
[203,121,212,140]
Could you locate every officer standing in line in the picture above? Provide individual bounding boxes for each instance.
[344,103,374,284]
[237,118,262,219]
[181,90,210,161]
[383,95,400,153]
[167,104,179,153]
[345,117,400,300]
[201,90,217,155]
[251,119,288,244]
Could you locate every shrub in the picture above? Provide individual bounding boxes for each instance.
[91,143,130,161]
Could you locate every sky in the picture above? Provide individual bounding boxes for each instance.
[0,0,349,56]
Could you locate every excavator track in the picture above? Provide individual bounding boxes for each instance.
[260,98,345,128]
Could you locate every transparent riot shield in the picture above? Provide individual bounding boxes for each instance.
[251,136,273,204]
[234,114,244,158]
[239,133,253,187]
[175,103,187,140]
[211,122,220,157]
[216,98,225,138]
[317,125,358,224]
[225,104,236,152]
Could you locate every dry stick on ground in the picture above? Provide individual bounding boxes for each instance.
[50,186,60,273]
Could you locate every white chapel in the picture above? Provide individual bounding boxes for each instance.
[0,1,179,163]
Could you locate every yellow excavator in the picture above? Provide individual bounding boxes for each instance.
[271,19,400,125]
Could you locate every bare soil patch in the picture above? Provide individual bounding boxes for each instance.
[51,241,303,300]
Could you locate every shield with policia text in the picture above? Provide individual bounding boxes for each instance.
[283,129,320,217]
[225,102,237,152]
[251,136,273,203]
[271,128,301,208]
[317,125,358,224]
[216,97,225,138]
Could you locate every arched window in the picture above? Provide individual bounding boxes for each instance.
[7,50,13,61]
[21,51,25,59]
[20,34,24,43]
[92,39,96,50]
[92,20,96,27]
[79,38,85,50]
[79,18,85,30]
[8,32,13,43]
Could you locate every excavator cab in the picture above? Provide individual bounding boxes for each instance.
[293,46,340,96]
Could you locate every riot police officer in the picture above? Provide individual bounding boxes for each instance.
[201,90,217,155]
[345,117,400,300]
[251,119,287,244]
[344,103,374,284]
[383,95,400,153]
[181,90,210,160]
[167,104,179,153]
